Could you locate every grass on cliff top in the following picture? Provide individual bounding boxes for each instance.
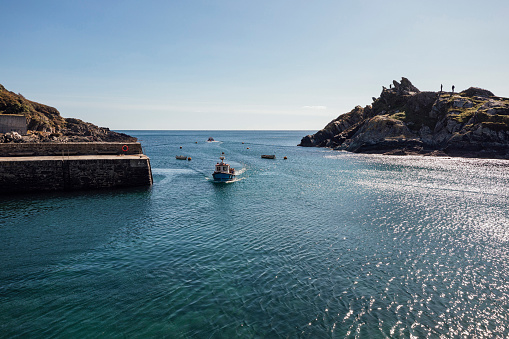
[445,95,509,124]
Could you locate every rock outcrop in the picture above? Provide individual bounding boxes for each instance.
[299,78,509,159]
[0,84,136,143]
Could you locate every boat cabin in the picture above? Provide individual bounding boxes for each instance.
[215,156,234,174]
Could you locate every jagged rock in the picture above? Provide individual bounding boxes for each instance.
[0,84,136,143]
[298,105,368,147]
[4,131,22,142]
[392,78,420,95]
[460,87,494,98]
[453,98,472,108]
[400,77,420,93]
[446,120,461,133]
[299,78,509,159]
[345,115,416,152]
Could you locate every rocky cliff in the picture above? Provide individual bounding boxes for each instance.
[0,84,136,143]
[299,78,509,159]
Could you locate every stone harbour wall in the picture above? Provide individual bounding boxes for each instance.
[0,142,143,157]
[0,155,153,193]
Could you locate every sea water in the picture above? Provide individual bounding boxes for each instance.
[1,130,509,338]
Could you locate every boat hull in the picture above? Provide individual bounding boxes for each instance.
[212,172,235,182]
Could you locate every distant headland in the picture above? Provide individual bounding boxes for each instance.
[299,78,509,159]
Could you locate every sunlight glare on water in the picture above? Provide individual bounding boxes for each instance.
[1,131,508,338]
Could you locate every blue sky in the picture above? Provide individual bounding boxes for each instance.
[1,0,508,130]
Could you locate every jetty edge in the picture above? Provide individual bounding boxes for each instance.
[299,78,509,159]
[0,84,153,193]
[0,142,153,194]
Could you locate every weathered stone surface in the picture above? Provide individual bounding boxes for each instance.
[0,83,136,143]
[299,78,509,159]
[460,87,494,98]
[0,142,143,157]
[345,115,416,152]
[0,85,152,193]
[453,98,472,108]
[0,155,153,194]
[0,114,27,134]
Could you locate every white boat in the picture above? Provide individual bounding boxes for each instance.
[212,156,235,182]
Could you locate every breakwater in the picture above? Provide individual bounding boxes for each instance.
[0,143,152,193]
[0,142,143,157]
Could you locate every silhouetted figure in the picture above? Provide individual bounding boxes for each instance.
[390,84,392,89]
[440,84,443,92]
[452,85,455,93]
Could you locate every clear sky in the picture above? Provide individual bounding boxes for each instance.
[1,0,508,130]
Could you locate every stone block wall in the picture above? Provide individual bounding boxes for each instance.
[0,115,27,134]
[0,142,143,157]
[0,156,153,193]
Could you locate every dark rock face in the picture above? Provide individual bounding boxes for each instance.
[299,78,509,159]
[460,87,494,98]
[0,84,136,143]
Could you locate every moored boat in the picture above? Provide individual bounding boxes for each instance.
[176,155,188,160]
[261,154,276,159]
[212,156,235,182]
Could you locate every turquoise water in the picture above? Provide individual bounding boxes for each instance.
[1,130,509,338]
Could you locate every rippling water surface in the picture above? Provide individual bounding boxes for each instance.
[1,130,509,338]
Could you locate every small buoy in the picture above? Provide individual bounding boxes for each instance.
[195,142,198,144]
[222,152,224,154]
[284,156,287,160]
[242,142,244,144]
[180,146,182,149]
[187,157,192,161]
[247,147,250,149]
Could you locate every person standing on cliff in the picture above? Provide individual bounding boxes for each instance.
[440,84,443,92]
[452,85,455,93]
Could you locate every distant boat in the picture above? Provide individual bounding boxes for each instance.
[261,155,276,159]
[212,156,235,182]
[207,137,215,142]
[176,155,188,160]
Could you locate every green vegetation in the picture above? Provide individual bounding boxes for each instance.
[388,106,436,130]
[389,111,406,120]
[448,105,482,123]
[476,111,509,125]
[0,84,65,132]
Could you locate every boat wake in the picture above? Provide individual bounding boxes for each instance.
[234,167,246,175]
[152,168,194,184]
[206,176,245,184]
